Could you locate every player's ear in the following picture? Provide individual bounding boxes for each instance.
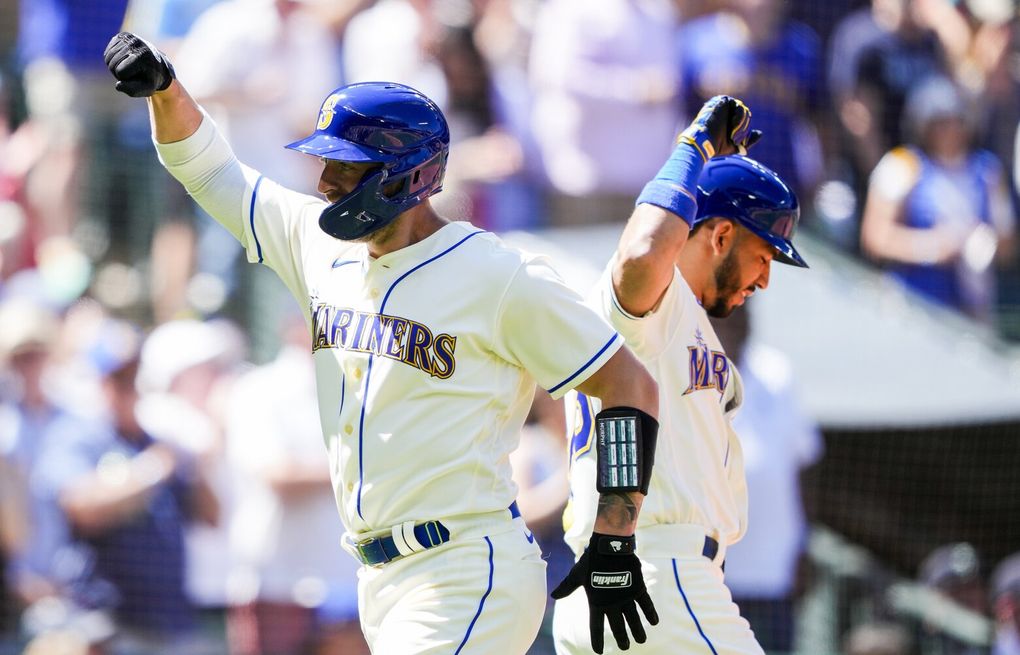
[710,219,737,256]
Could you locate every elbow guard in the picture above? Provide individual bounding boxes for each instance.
[595,406,659,495]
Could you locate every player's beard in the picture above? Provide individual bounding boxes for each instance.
[350,179,406,245]
[354,217,401,245]
[705,248,744,318]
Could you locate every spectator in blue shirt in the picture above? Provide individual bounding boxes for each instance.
[827,0,947,199]
[679,0,825,199]
[860,75,1017,322]
[35,320,218,655]
[0,300,77,616]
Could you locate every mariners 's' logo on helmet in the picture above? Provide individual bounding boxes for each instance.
[317,93,342,130]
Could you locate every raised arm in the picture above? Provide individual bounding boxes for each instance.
[615,96,760,317]
[149,81,204,145]
[104,32,253,243]
[613,204,692,317]
[60,443,183,536]
[104,32,201,143]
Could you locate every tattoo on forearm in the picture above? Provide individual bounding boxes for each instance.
[596,492,638,531]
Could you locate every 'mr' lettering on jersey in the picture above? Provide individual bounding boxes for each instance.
[683,328,729,396]
[310,303,457,379]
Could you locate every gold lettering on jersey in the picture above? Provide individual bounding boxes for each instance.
[683,328,729,396]
[311,303,457,379]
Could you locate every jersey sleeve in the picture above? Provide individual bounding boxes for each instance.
[595,256,689,359]
[155,112,339,306]
[869,147,920,202]
[494,255,622,399]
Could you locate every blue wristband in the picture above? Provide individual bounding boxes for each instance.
[635,140,704,227]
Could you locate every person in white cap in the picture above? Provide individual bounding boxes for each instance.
[136,319,244,646]
[0,300,73,610]
[34,319,219,655]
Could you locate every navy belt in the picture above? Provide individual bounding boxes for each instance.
[355,502,521,567]
[702,535,724,571]
[701,535,719,560]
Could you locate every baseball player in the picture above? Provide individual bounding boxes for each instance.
[552,97,808,655]
[103,33,661,654]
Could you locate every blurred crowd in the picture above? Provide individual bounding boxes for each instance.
[821,541,1020,655]
[0,301,368,654]
[1,0,1019,332]
[1,0,1020,653]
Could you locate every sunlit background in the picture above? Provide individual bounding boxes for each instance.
[1,0,1019,654]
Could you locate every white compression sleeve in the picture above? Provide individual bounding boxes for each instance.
[154,112,247,242]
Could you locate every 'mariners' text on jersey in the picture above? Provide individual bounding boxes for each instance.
[311,303,457,379]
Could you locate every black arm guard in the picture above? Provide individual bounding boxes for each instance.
[595,406,658,495]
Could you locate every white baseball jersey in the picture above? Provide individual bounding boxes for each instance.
[564,257,748,553]
[156,114,623,537]
[556,257,762,655]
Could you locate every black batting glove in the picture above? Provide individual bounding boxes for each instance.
[104,32,176,98]
[551,532,658,653]
[679,95,762,160]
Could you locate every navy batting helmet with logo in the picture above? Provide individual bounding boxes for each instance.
[695,155,807,268]
[285,82,450,241]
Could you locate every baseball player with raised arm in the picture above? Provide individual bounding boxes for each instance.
[103,33,661,654]
[552,97,809,654]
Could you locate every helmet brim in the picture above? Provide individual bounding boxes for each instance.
[758,231,808,268]
[704,213,809,268]
[741,205,809,268]
[708,208,810,268]
[284,133,397,163]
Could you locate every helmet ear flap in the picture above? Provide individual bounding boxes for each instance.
[317,147,450,241]
[318,168,395,240]
[407,150,447,196]
[379,149,446,201]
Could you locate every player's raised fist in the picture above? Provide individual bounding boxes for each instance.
[104,32,176,98]
[679,95,761,159]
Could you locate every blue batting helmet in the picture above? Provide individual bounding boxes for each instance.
[695,155,807,268]
[285,82,450,240]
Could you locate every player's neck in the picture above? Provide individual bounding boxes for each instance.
[366,202,448,259]
[678,246,713,306]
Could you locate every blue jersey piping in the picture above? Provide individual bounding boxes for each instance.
[249,175,265,263]
[548,333,621,395]
[672,559,719,654]
[355,229,485,518]
[455,536,495,654]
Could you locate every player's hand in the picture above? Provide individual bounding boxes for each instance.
[104,32,176,98]
[679,95,761,159]
[551,532,658,653]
